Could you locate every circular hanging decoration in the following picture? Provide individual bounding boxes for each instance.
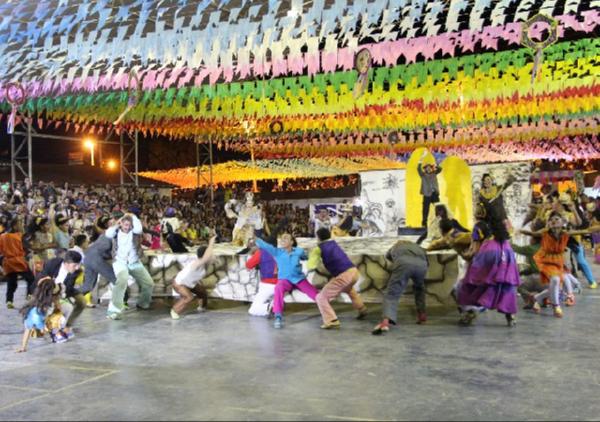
[353,48,372,99]
[521,14,558,84]
[5,82,25,135]
[521,14,558,50]
[486,121,497,137]
[354,48,372,73]
[5,82,25,105]
[270,120,284,135]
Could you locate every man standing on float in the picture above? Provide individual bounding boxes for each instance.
[417,150,442,228]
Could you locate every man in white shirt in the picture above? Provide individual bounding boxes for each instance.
[105,213,155,320]
[39,250,83,331]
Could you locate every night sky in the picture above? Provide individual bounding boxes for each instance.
[0,118,247,171]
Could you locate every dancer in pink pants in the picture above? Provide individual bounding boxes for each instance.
[256,234,318,329]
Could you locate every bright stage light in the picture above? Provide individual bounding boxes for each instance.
[106,159,117,171]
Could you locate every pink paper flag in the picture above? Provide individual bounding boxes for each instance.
[305,53,320,75]
[337,48,354,71]
[208,66,222,85]
[321,51,337,73]
[458,30,476,53]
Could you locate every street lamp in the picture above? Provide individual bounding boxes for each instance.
[106,159,117,171]
[84,139,95,166]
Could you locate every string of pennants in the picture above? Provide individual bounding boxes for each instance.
[0,0,598,165]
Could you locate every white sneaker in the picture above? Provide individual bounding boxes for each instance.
[170,309,180,320]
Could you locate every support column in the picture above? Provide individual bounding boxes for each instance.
[27,116,33,183]
[10,134,15,185]
[134,130,139,186]
[120,132,124,185]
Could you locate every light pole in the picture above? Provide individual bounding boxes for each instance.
[84,139,95,166]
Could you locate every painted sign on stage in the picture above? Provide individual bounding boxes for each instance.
[359,169,406,236]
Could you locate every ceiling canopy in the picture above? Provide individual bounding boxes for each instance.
[0,0,598,163]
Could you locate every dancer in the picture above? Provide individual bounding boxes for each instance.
[326,206,355,237]
[511,221,545,308]
[170,235,216,319]
[478,173,515,233]
[165,221,194,253]
[372,239,429,335]
[417,151,442,227]
[456,204,521,327]
[246,243,278,317]
[70,234,88,261]
[309,228,367,329]
[0,218,35,309]
[70,234,93,307]
[451,204,491,321]
[160,207,180,237]
[80,216,117,300]
[246,217,289,316]
[520,212,600,318]
[105,213,155,320]
[562,197,597,288]
[39,250,84,331]
[428,218,473,255]
[17,277,68,352]
[256,233,318,329]
[417,204,467,245]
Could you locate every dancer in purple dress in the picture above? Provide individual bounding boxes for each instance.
[456,201,521,327]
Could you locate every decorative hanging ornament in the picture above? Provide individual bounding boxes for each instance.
[521,14,558,85]
[114,72,141,125]
[353,48,372,99]
[5,82,25,134]
[269,120,284,135]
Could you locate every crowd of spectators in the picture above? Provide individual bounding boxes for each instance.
[190,174,359,195]
[268,175,358,192]
[0,179,313,262]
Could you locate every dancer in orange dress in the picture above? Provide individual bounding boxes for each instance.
[520,211,600,318]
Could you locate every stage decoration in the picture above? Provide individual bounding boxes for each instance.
[224,192,264,246]
[138,157,405,189]
[353,48,372,99]
[0,1,596,165]
[441,135,600,163]
[5,82,25,134]
[521,14,558,84]
[0,1,597,95]
[269,120,284,135]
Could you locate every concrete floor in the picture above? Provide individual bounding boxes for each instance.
[1,261,600,421]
